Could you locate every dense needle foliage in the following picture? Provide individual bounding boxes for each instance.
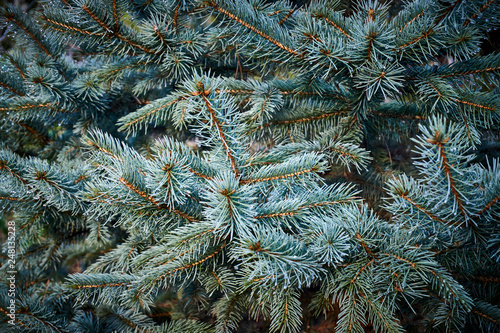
[0,0,499,332]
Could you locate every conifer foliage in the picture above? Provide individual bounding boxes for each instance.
[0,0,499,332]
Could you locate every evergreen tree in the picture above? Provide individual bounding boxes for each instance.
[0,0,499,332]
